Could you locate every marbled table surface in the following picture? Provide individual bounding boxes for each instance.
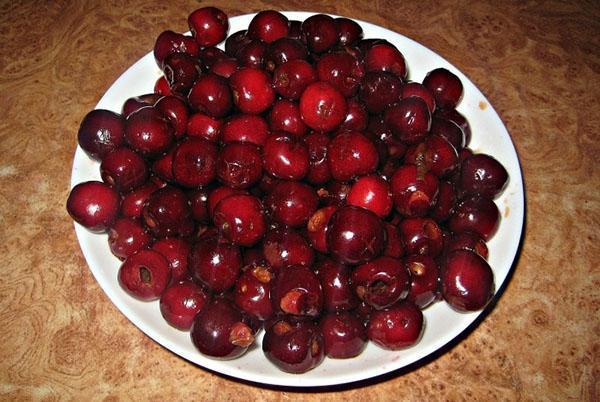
[0,1,598,400]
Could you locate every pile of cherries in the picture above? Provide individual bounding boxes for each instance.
[67,7,509,374]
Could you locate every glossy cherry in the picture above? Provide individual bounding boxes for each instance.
[359,71,402,114]
[151,237,192,283]
[327,131,379,181]
[262,226,314,270]
[301,14,338,53]
[390,164,439,217]
[405,254,439,309]
[153,30,200,68]
[189,236,242,293]
[160,280,210,330]
[319,311,367,359]
[230,67,275,115]
[399,217,444,257]
[188,73,232,118]
[100,147,148,192]
[216,142,263,189]
[77,109,125,161]
[142,185,193,238]
[263,132,309,180]
[66,181,120,232]
[448,195,500,241]
[299,81,347,132]
[352,256,410,310]
[125,107,173,157]
[213,194,267,247]
[459,153,509,198]
[384,97,431,144]
[188,7,229,47]
[271,265,323,317]
[306,205,337,253]
[118,250,171,301]
[172,137,218,188]
[315,258,358,312]
[423,67,463,110]
[367,301,424,350]
[266,180,318,227]
[108,217,152,260]
[234,265,274,321]
[347,175,393,218]
[273,59,317,99]
[303,132,331,185]
[247,10,289,44]
[221,113,269,145]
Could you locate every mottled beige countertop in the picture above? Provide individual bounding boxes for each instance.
[0,1,598,400]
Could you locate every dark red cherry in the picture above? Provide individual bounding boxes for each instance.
[367,301,423,350]
[154,95,189,138]
[151,148,175,183]
[125,107,173,157]
[306,205,337,253]
[262,318,324,373]
[435,108,471,146]
[230,67,275,115]
[199,46,227,70]
[216,142,263,189]
[162,53,200,96]
[430,180,457,222]
[405,135,459,178]
[188,73,232,118]
[399,217,444,257]
[191,297,255,359]
[319,311,367,359]
[265,38,308,71]
[315,258,358,312]
[334,17,363,46]
[459,153,509,198]
[118,250,171,301]
[234,39,267,69]
[100,147,148,192]
[303,132,331,185]
[383,222,405,258]
[234,265,274,321]
[448,195,500,241]
[262,226,314,270]
[210,56,239,78]
[152,237,192,283]
[445,231,489,260]
[221,113,269,146]
[384,97,431,144]
[77,109,125,161]
[206,186,247,219]
[317,181,352,207]
[189,236,242,293]
[142,185,193,238]
[122,94,163,119]
[186,112,222,142]
[271,265,322,317]
[188,188,209,222]
[390,164,439,217]
[352,256,410,310]
[66,181,120,233]
[154,75,171,96]
[401,81,436,114]
[213,194,267,247]
[273,59,317,100]
[440,250,495,312]
[225,29,251,57]
[108,217,152,260]
[405,254,439,309]
[160,280,210,330]
[340,98,368,131]
[188,7,229,47]
[153,30,200,68]
[266,180,318,227]
[120,181,160,220]
[172,137,218,188]
[347,175,393,218]
[316,51,364,97]
[423,67,463,110]
[359,71,402,114]
[430,115,465,150]
[268,99,308,137]
[327,131,379,181]
[364,43,407,80]
[247,10,289,44]
[263,133,309,180]
[301,14,338,53]
[326,205,386,265]
[299,81,348,132]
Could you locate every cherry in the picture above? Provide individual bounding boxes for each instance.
[154,75,171,96]
[186,112,222,142]
[347,175,393,218]
[334,17,363,47]
[430,180,457,222]
[299,81,347,132]
[303,132,331,185]
[210,56,239,78]
[315,258,358,312]
[188,73,232,118]
[405,254,439,309]
[100,147,148,192]
[206,186,247,219]
[234,265,274,321]
[262,226,314,270]
[263,132,309,180]
[120,181,160,220]
[213,194,266,247]
[154,95,189,138]
[221,113,269,146]
[273,59,317,100]
[367,301,423,350]
[359,71,402,114]
[229,67,275,115]
[187,188,210,222]
[364,43,407,80]
[268,99,308,137]
[399,217,444,257]
[118,250,171,301]
[435,108,471,145]
[66,181,120,232]
[288,20,303,40]
[440,250,495,312]
[444,231,489,260]
[383,222,405,258]
[153,30,200,68]
[247,10,289,44]
[271,265,322,317]
[423,67,463,110]
[262,318,324,373]
[319,311,367,359]
[327,130,379,181]
[266,180,318,227]
[162,53,199,96]
[301,14,338,53]
[122,94,163,119]
[108,217,152,260]
[160,280,210,330]
[326,205,386,265]
[340,98,368,131]
[306,205,338,253]
[199,46,227,70]
[142,185,193,238]
[459,153,509,198]
[352,256,410,310]
[390,164,439,217]
[317,181,352,207]
[150,148,174,183]
[316,51,364,97]
[430,115,465,150]
[384,97,431,144]
[448,194,500,241]
[401,82,436,114]
[265,38,308,71]
[235,39,267,69]
[125,107,174,157]
[189,236,242,293]
[188,7,229,47]
[216,142,263,189]
[191,297,255,359]
[172,137,218,188]
[404,135,459,178]
[151,237,192,283]
[77,109,125,161]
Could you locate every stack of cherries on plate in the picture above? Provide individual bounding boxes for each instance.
[67,7,509,374]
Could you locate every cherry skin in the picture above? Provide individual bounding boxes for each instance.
[316,51,364,97]
[383,222,405,258]
[189,236,242,293]
[299,81,348,132]
[440,250,495,312]
[188,73,232,118]
[188,6,229,47]
[266,180,319,227]
[265,37,308,71]
[352,256,410,310]
[172,137,218,188]
[399,217,444,257]
[367,301,424,350]
[216,142,263,189]
[186,112,222,142]
[206,186,247,220]
[234,265,274,321]
[191,297,255,360]
[319,311,367,359]
[118,250,171,301]
[301,14,339,53]
[364,43,407,80]
[423,67,463,110]
[120,181,160,220]
[384,97,431,144]
[327,130,379,181]
[247,10,289,44]
[263,133,310,180]
[160,280,210,330]
[306,205,338,253]
[262,226,314,270]
[153,30,200,68]
[273,59,317,100]
[161,53,199,96]
[108,217,152,260]
[401,81,436,114]
[448,195,500,241]
[122,94,162,119]
[359,71,402,114]
[405,254,439,309]
[404,135,459,178]
[154,95,189,138]
[142,185,193,239]
[235,39,267,69]
[221,113,269,146]
[335,17,363,46]
[213,194,267,247]
[315,258,358,312]
[229,67,275,115]
[271,264,323,317]
[100,147,148,192]
[77,109,125,161]
[125,107,173,157]
[151,237,192,283]
[430,115,465,151]
[459,153,509,198]
[347,175,393,218]
[390,164,439,217]
[66,181,120,233]
[444,231,489,260]
[303,132,331,185]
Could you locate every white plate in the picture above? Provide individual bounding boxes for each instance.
[70,11,525,387]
